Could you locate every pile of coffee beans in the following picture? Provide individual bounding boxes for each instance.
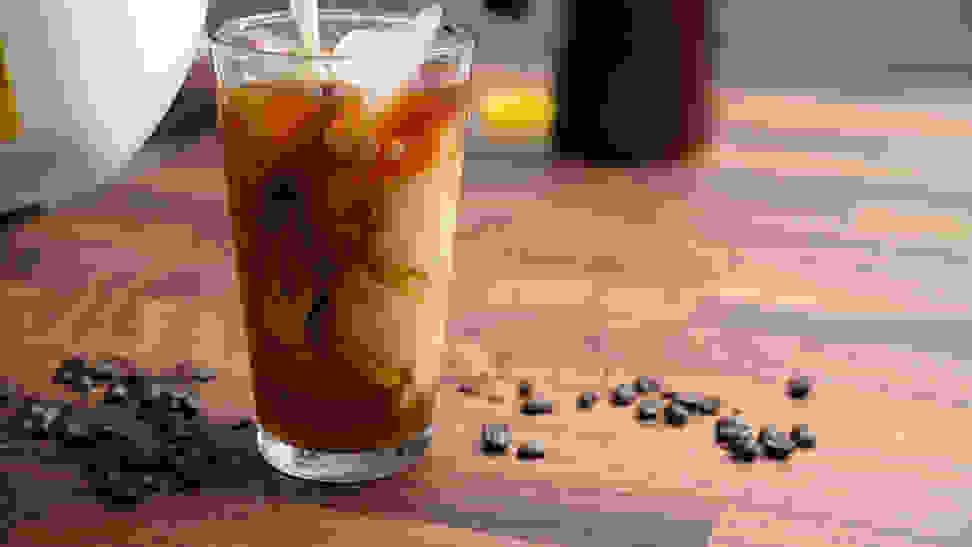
[471,376,817,465]
[1,358,268,510]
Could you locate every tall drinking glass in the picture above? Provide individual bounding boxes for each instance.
[208,9,475,482]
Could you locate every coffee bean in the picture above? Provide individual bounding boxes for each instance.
[664,402,690,426]
[69,375,97,394]
[231,417,254,431]
[728,436,763,462]
[763,435,796,461]
[189,368,217,383]
[634,377,661,394]
[790,424,816,449]
[518,381,531,398]
[672,392,705,415]
[103,384,130,406]
[516,440,544,460]
[715,416,752,444]
[0,382,18,406]
[756,425,796,460]
[786,376,812,400]
[577,392,599,410]
[90,360,120,382]
[481,424,512,454]
[521,399,554,416]
[57,416,96,448]
[611,384,637,407]
[637,399,663,422]
[757,425,779,445]
[699,397,722,416]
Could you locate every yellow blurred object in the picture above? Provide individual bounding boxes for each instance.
[0,38,23,142]
[480,88,555,131]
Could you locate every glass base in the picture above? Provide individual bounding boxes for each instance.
[256,424,433,483]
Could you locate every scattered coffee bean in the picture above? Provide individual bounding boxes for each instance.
[637,399,664,422]
[699,397,722,416]
[611,384,637,407]
[103,384,130,406]
[757,425,779,445]
[57,416,96,448]
[664,402,690,426]
[69,375,97,394]
[672,392,705,415]
[790,424,817,449]
[786,376,812,400]
[577,392,599,409]
[189,368,217,383]
[0,382,18,406]
[757,426,796,460]
[763,434,796,461]
[634,377,661,394]
[518,381,532,398]
[481,424,512,454]
[516,440,545,460]
[90,360,120,382]
[521,399,554,416]
[15,400,68,439]
[728,436,763,462]
[715,416,753,444]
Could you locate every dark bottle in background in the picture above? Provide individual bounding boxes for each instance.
[552,0,720,168]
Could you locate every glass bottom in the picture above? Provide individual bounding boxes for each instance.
[256,424,433,483]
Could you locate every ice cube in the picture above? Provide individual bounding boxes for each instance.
[332,5,442,104]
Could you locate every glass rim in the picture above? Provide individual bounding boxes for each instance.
[207,9,477,61]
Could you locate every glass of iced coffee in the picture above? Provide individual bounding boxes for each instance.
[208,8,475,482]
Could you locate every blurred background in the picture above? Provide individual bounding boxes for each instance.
[7,0,972,216]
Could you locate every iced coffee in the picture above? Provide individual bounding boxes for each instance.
[210,9,475,481]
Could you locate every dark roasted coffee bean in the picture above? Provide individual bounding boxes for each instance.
[52,359,88,385]
[90,360,120,382]
[664,402,690,426]
[103,384,130,406]
[672,392,705,415]
[728,436,763,462]
[175,391,201,419]
[763,435,796,461]
[699,397,722,416]
[521,399,554,416]
[481,424,512,454]
[577,392,599,409]
[611,384,637,407]
[15,400,68,439]
[634,376,661,394]
[637,399,664,422]
[790,424,816,449]
[231,417,254,431]
[518,381,531,398]
[715,416,752,444]
[757,425,796,460]
[155,416,201,442]
[92,423,129,442]
[0,381,18,406]
[69,375,96,394]
[52,412,93,445]
[516,440,544,460]
[786,376,812,400]
[189,368,217,383]
[757,425,779,445]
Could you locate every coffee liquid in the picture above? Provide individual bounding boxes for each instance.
[221,72,470,450]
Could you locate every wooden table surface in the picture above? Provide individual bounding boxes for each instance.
[2,64,971,546]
